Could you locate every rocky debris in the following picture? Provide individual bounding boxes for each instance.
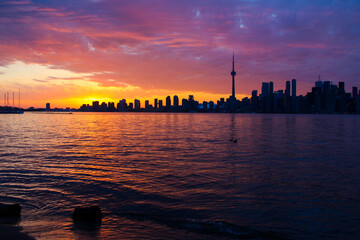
[72,206,102,221]
[0,203,21,217]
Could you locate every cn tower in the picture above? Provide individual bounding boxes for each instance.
[231,52,236,99]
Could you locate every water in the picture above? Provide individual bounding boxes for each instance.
[0,112,359,239]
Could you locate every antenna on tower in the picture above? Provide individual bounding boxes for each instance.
[232,51,235,68]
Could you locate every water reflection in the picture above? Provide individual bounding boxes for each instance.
[72,221,101,239]
[0,113,359,239]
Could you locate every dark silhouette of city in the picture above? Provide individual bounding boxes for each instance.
[76,54,360,114]
[8,54,358,114]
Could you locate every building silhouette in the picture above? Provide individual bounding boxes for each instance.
[230,52,236,101]
[134,99,140,110]
[292,79,297,112]
[166,96,171,109]
[75,53,360,115]
[173,95,179,108]
[154,98,158,109]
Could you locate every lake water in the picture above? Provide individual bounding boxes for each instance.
[0,112,359,239]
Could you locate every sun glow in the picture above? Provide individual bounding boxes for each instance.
[0,61,246,109]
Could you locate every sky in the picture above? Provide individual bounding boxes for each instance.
[0,0,359,108]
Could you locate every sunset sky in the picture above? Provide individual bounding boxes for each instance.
[1,0,359,108]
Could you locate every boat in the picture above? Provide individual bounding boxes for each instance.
[1,89,23,114]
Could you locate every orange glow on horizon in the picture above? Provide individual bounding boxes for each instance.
[20,93,250,109]
[0,61,251,109]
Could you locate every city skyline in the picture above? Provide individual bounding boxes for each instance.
[1,1,360,108]
[56,55,360,114]
[2,53,359,111]
[4,52,358,114]
[75,77,360,114]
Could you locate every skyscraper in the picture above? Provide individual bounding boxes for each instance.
[154,98,158,109]
[209,101,214,111]
[117,99,127,111]
[292,79,297,112]
[353,87,358,99]
[252,90,258,98]
[292,79,297,98]
[315,79,323,90]
[134,99,140,110]
[339,82,345,90]
[269,82,274,112]
[261,82,269,97]
[92,101,99,111]
[285,81,291,97]
[231,52,236,100]
[203,101,208,111]
[269,82,274,96]
[173,95,179,107]
[166,96,171,109]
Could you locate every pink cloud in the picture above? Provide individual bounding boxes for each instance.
[0,0,359,101]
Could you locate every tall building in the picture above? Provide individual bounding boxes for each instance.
[292,79,297,112]
[231,52,236,100]
[209,101,214,111]
[92,101,99,111]
[166,96,171,109]
[261,82,269,97]
[260,82,269,113]
[339,82,345,90]
[252,90,258,98]
[292,79,296,98]
[203,101,208,111]
[108,102,115,111]
[353,87,358,99]
[100,102,107,111]
[285,81,291,97]
[145,100,150,109]
[154,98,158,109]
[173,95,179,107]
[117,99,127,111]
[337,82,346,113]
[269,82,274,96]
[315,81,323,89]
[159,100,163,108]
[315,75,323,89]
[134,99,140,110]
[269,82,274,112]
[46,103,50,111]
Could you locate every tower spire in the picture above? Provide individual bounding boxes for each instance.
[231,51,236,99]
[232,51,235,70]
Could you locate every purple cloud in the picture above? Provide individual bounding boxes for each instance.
[0,0,359,97]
